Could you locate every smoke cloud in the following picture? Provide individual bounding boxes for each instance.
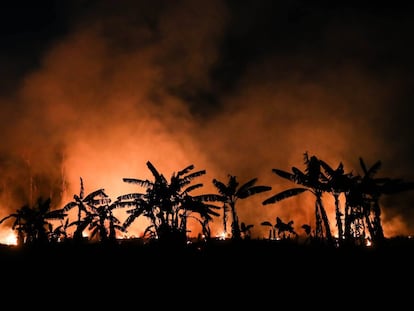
[1,1,413,239]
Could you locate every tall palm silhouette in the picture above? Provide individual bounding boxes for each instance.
[352,157,414,245]
[63,177,108,242]
[213,175,271,240]
[87,199,126,243]
[0,205,31,246]
[319,159,353,245]
[118,161,221,244]
[29,197,67,245]
[0,196,67,246]
[263,152,334,245]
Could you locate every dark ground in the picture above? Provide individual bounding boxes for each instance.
[1,237,413,307]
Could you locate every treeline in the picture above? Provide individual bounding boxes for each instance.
[1,152,413,248]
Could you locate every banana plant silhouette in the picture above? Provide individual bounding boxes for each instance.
[0,196,67,246]
[263,152,334,246]
[63,177,108,242]
[261,217,296,240]
[48,218,70,243]
[85,196,126,243]
[213,175,271,240]
[240,222,254,239]
[178,194,221,240]
[347,157,414,245]
[118,161,222,244]
[319,159,354,245]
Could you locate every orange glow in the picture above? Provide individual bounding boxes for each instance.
[216,231,228,240]
[0,2,413,243]
[0,230,17,246]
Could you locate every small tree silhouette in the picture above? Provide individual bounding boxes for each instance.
[261,217,297,240]
[275,217,297,239]
[240,222,254,239]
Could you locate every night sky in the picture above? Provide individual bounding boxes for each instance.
[1,1,414,239]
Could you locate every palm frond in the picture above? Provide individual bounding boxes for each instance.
[237,185,272,199]
[112,224,126,232]
[241,222,254,231]
[292,167,307,184]
[183,183,203,194]
[117,193,145,201]
[122,178,153,188]
[146,161,164,182]
[236,178,258,194]
[176,164,195,177]
[62,201,78,212]
[123,210,144,228]
[45,210,67,220]
[182,170,206,182]
[272,169,295,182]
[260,221,272,227]
[0,214,16,224]
[143,225,156,239]
[79,177,84,200]
[360,158,382,178]
[212,179,228,195]
[194,194,224,202]
[262,188,308,205]
[83,189,107,202]
[319,160,336,178]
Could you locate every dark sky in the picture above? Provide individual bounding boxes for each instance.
[1,0,414,238]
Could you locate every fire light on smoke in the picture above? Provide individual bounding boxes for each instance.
[0,1,413,242]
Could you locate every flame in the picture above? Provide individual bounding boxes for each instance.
[216,231,228,240]
[0,230,17,246]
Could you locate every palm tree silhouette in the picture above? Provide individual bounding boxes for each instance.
[261,217,296,240]
[263,152,334,246]
[86,196,126,243]
[119,161,221,244]
[350,157,414,245]
[0,196,67,246]
[29,197,67,245]
[319,159,353,245]
[240,222,254,239]
[213,175,271,240]
[48,218,69,243]
[275,217,297,239]
[0,205,30,246]
[179,194,221,240]
[63,177,108,242]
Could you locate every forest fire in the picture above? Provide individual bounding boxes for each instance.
[1,154,413,248]
[1,2,414,252]
[2,5,414,304]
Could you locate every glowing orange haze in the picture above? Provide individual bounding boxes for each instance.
[0,0,413,243]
